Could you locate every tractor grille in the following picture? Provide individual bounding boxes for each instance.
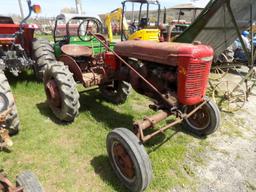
[185,62,207,98]
[178,58,211,105]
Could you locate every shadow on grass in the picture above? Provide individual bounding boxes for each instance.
[146,124,207,154]
[36,102,70,125]
[91,155,129,192]
[79,91,134,130]
[5,70,39,88]
[36,90,135,129]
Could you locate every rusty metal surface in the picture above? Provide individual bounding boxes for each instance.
[0,171,23,192]
[59,55,84,83]
[82,72,104,87]
[113,143,135,179]
[61,44,93,57]
[90,33,177,108]
[185,103,211,130]
[114,40,211,67]
[45,80,61,108]
[133,111,170,134]
[137,100,208,143]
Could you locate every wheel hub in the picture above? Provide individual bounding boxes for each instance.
[186,105,210,130]
[113,143,135,179]
[45,80,61,108]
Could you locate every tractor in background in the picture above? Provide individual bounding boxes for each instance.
[105,0,161,42]
[0,0,55,80]
[43,16,220,192]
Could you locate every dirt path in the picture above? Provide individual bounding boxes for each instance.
[194,99,256,192]
[172,70,256,192]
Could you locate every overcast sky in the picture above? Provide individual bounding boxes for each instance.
[0,0,209,17]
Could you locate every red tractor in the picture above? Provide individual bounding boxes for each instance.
[43,17,220,192]
[0,0,55,80]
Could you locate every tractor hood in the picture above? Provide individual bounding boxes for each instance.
[114,40,214,67]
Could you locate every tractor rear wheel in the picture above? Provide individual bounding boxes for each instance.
[182,99,221,136]
[16,171,44,192]
[44,61,80,122]
[32,39,56,81]
[107,128,152,192]
[99,81,131,104]
[0,71,19,135]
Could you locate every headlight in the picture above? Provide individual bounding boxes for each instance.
[0,93,9,113]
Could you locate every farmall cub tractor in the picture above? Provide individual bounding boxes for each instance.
[43,16,220,192]
[0,0,55,80]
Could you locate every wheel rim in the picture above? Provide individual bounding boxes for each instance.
[111,141,135,182]
[185,104,211,130]
[212,80,246,112]
[45,80,61,108]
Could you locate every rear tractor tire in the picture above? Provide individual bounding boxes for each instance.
[43,61,80,122]
[182,99,221,136]
[16,171,44,192]
[32,39,56,81]
[99,81,131,104]
[0,71,19,135]
[107,128,152,192]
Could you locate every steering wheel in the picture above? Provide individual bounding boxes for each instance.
[77,18,102,42]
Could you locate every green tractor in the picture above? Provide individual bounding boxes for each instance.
[53,14,116,57]
[46,15,130,121]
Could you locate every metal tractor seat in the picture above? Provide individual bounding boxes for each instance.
[61,44,93,57]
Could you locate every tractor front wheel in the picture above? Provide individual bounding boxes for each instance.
[182,99,221,136]
[44,61,80,122]
[0,71,19,135]
[99,81,131,104]
[16,171,44,192]
[107,128,152,192]
[32,39,56,81]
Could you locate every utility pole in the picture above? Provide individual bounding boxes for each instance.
[75,0,83,15]
[132,2,134,21]
[18,0,24,19]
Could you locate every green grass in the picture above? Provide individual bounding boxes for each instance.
[0,71,198,192]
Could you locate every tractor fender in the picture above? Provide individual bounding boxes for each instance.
[59,55,84,83]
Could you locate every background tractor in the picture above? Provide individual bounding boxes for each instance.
[105,0,161,42]
[0,0,55,80]
[43,16,220,192]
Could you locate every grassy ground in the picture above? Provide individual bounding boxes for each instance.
[0,70,200,192]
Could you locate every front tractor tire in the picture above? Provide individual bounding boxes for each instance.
[32,39,56,81]
[183,99,221,136]
[44,62,80,122]
[16,171,44,192]
[0,71,19,135]
[99,81,131,104]
[107,128,152,192]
